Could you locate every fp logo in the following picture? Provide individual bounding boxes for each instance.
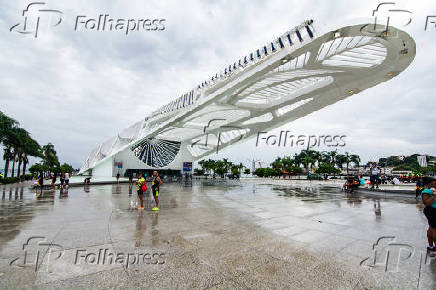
[9,236,64,272]
[361,2,412,36]
[10,2,63,38]
[360,236,414,272]
[191,119,246,154]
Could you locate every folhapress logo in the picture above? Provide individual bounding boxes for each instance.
[10,2,166,38]
[74,15,166,35]
[9,2,63,38]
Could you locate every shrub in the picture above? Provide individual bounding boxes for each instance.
[194,168,205,176]
[1,177,20,184]
[24,174,33,181]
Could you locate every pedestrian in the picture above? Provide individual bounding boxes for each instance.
[151,170,163,211]
[420,177,436,255]
[370,165,380,189]
[38,172,44,193]
[359,175,365,186]
[136,172,147,209]
[116,172,120,184]
[128,171,133,186]
[51,172,57,189]
[59,172,65,189]
[64,171,70,189]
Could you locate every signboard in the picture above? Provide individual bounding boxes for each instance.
[183,162,192,172]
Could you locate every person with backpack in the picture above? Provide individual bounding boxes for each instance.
[420,177,436,254]
[136,172,147,210]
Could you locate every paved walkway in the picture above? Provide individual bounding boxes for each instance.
[0,180,434,289]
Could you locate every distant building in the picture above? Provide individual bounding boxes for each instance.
[380,167,394,175]
[341,168,359,175]
[418,155,427,167]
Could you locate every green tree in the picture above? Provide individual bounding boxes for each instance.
[1,112,41,179]
[29,163,44,176]
[254,168,265,177]
[271,157,283,170]
[59,163,73,174]
[298,149,319,174]
[42,143,60,169]
[315,163,341,175]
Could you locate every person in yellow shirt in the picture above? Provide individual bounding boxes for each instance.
[151,171,163,211]
[136,172,146,209]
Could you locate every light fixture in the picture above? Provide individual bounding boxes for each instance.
[387,72,393,77]
[333,31,341,38]
[348,90,355,95]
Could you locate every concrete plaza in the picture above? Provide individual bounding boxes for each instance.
[0,179,435,289]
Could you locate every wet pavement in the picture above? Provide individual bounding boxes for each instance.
[0,179,435,289]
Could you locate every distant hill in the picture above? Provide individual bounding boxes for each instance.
[378,154,436,171]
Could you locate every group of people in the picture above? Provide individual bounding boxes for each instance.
[136,170,162,211]
[36,172,70,193]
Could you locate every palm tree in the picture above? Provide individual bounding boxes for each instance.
[293,153,302,168]
[222,158,233,175]
[16,132,41,179]
[2,126,21,178]
[16,148,23,178]
[11,151,17,177]
[9,128,30,177]
[237,162,244,176]
[0,111,19,143]
[13,127,30,178]
[343,152,361,176]
[335,154,346,171]
[205,159,216,175]
[3,148,14,178]
[1,111,41,179]
[320,151,331,163]
[282,156,294,172]
[299,149,319,174]
[271,157,283,170]
[42,143,60,176]
[214,160,226,177]
[327,150,338,164]
[198,159,206,175]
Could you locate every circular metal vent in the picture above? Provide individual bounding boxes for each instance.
[131,138,181,167]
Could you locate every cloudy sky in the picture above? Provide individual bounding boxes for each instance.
[1,0,435,169]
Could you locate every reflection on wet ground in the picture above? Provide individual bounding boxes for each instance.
[0,180,434,289]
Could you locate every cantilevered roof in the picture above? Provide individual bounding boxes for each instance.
[79,19,416,173]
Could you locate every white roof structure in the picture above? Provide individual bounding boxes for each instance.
[79,20,416,174]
